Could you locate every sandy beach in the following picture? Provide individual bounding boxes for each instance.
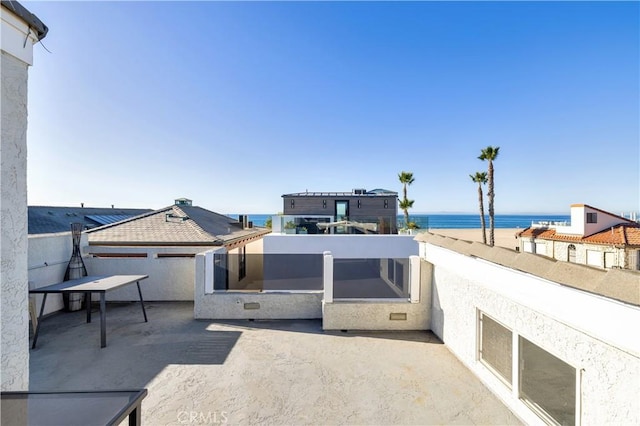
[426,228,522,250]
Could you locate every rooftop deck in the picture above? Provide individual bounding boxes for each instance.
[30,302,521,425]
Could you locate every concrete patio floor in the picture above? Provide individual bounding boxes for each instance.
[30,302,521,425]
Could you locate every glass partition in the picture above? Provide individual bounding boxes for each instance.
[333,258,410,299]
[213,253,323,291]
[519,337,576,425]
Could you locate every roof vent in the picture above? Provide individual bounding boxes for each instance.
[353,188,367,195]
[166,213,189,222]
[174,198,192,206]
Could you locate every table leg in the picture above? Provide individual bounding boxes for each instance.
[86,292,92,323]
[31,293,48,349]
[136,282,148,322]
[129,404,141,426]
[100,293,106,348]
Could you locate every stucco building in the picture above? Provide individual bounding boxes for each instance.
[1,0,47,390]
[517,204,640,270]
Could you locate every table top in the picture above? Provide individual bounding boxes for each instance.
[1,389,147,426]
[29,275,149,294]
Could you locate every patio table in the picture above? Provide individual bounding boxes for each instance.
[30,275,149,349]
[1,389,148,426]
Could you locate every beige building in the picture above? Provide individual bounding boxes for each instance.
[517,204,640,270]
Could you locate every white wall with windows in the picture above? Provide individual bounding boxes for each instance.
[520,238,633,270]
[422,241,640,425]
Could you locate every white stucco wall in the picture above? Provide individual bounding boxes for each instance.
[1,51,29,391]
[422,242,640,425]
[263,234,418,258]
[521,237,628,269]
[84,246,202,301]
[322,259,432,330]
[28,232,89,315]
[1,6,40,390]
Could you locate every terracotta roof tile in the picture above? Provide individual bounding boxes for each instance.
[518,224,640,247]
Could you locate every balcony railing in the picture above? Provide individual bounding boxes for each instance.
[212,253,324,291]
[202,250,420,302]
[333,258,410,299]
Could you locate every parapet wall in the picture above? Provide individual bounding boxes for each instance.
[421,239,640,425]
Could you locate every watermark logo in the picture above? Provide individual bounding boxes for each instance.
[177,410,228,424]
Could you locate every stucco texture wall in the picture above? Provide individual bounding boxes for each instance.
[1,52,30,390]
[84,247,198,301]
[28,232,86,315]
[425,243,640,425]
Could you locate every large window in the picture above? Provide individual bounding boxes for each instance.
[335,201,349,234]
[519,337,576,426]
[478,312,512,385]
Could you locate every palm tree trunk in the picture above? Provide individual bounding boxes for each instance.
[477,183,487,244]
[403,183,408,227]
[488,161,495,246]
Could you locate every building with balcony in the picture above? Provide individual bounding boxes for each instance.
[517,204,640,269]
[280,188,398,234]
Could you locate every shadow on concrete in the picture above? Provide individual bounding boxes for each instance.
[29,302,241,391]
[213,318,443,344]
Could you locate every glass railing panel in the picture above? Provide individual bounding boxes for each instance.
[333,258,410,299]
[213,253,323,291]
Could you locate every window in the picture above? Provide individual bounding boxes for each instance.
[586,249,602,267]
[567,245,576,263]
[586,212,597,223]
[335,201,349,234]
[604,252,615,268]
[519,337,576,426]
[478,312,513,385]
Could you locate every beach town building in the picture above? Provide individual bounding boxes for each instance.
[77,198,270,301]
[279,188,399,234]
[517,204,640,270]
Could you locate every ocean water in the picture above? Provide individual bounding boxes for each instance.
[230,214,571,229]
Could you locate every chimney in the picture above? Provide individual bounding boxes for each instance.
[237,215,249,229]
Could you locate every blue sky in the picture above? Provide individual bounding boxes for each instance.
[25,1,639,215]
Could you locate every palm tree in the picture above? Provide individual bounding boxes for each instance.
[398,171,415,227]
[399,199,415,227]
[478,146,500,246]
[470,172,488,244]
